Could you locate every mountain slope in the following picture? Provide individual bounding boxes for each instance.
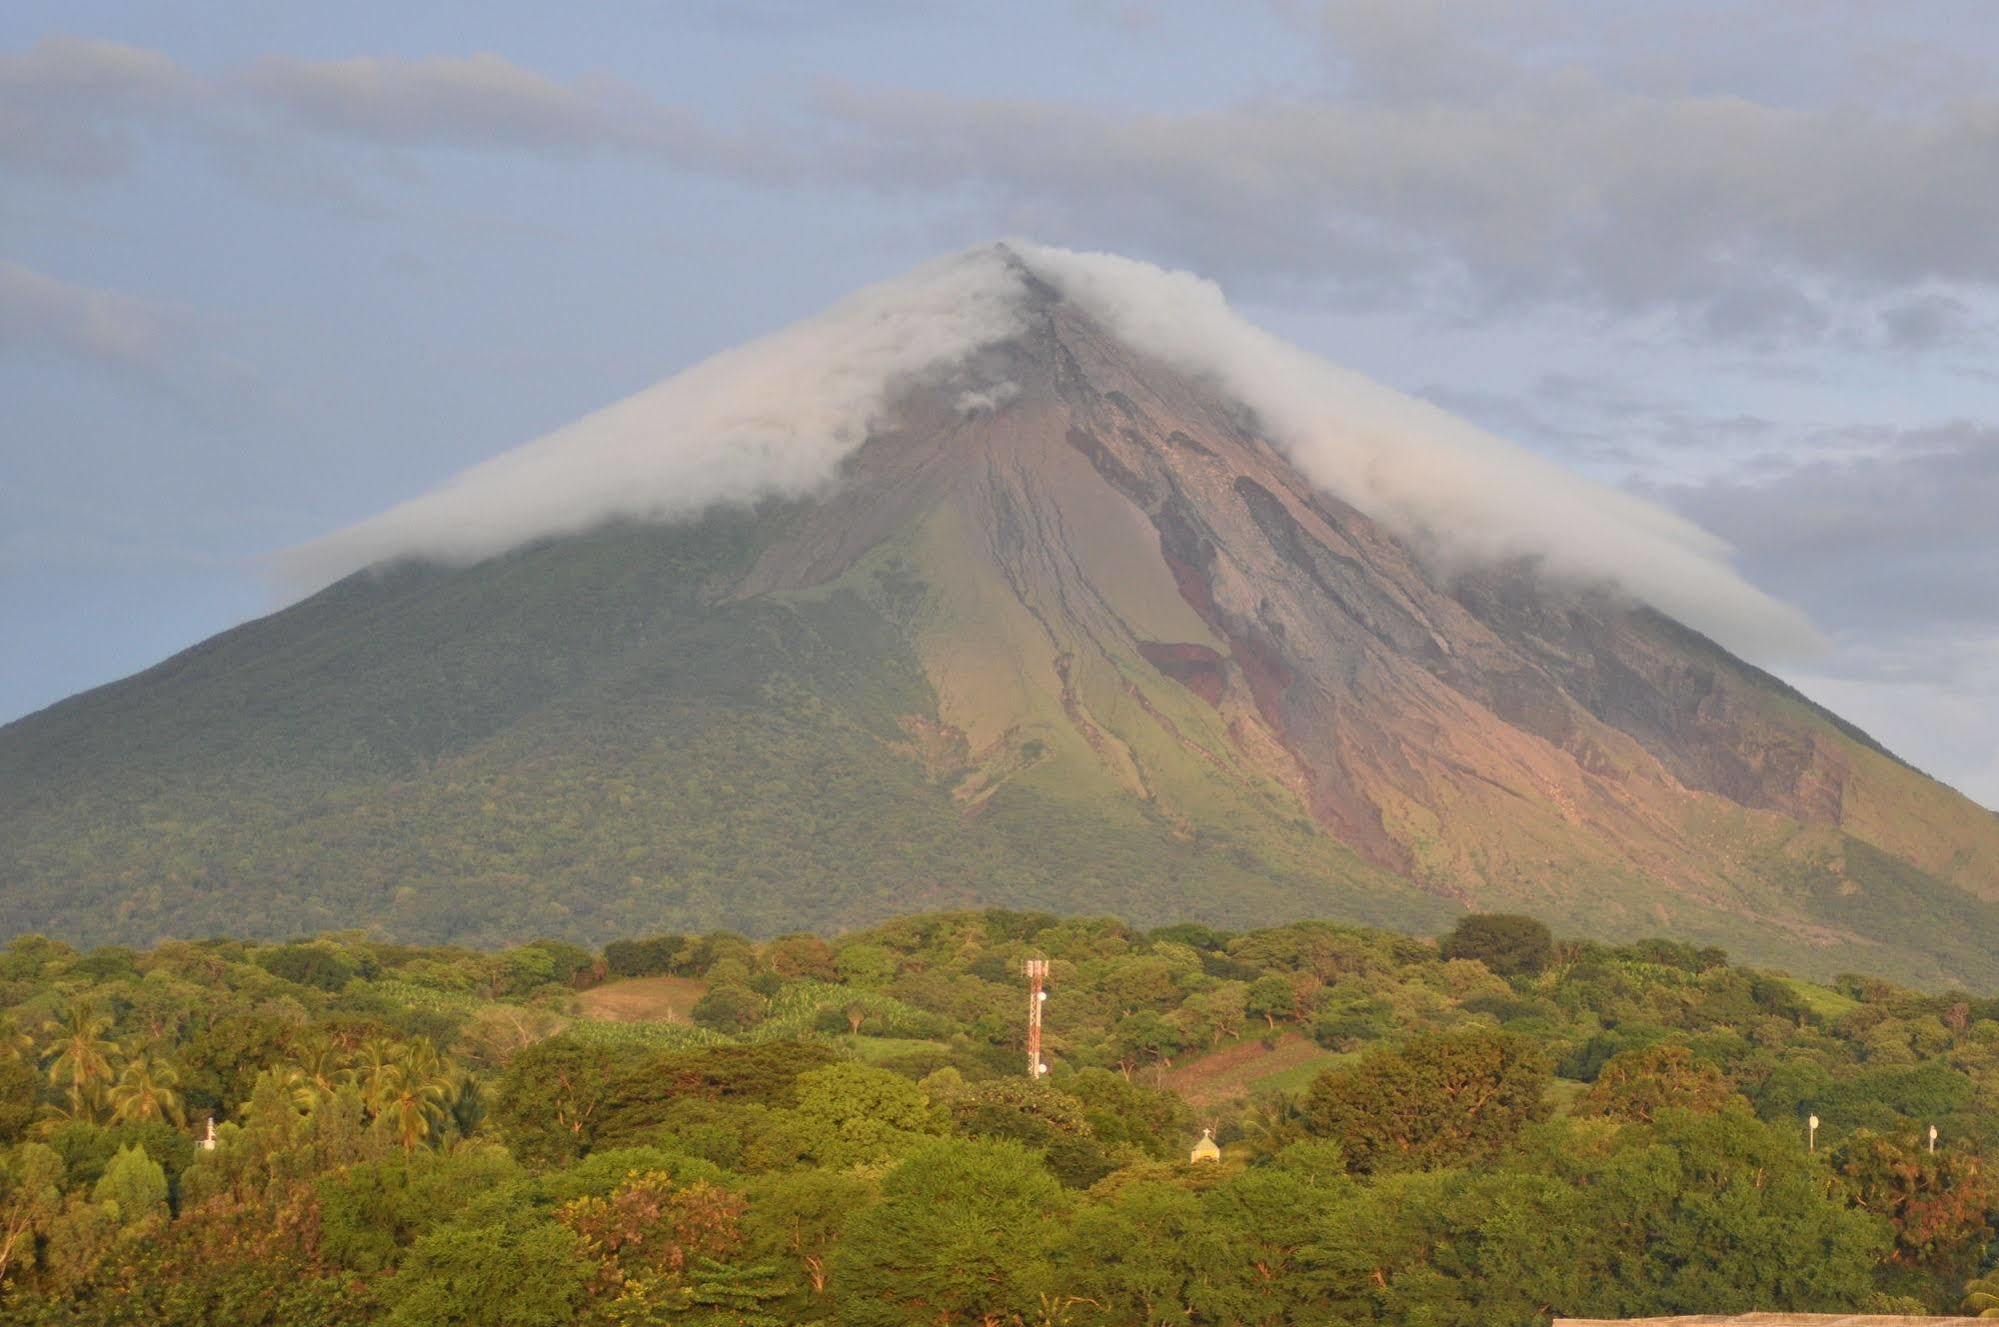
[4,247,1996,985]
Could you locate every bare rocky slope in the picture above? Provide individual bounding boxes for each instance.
[4,266,1997,984]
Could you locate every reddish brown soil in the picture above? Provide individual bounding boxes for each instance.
[1138,641,1228,707]
[1161,1031,1339,1109]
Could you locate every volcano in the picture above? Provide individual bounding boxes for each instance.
[5,244,1996,985]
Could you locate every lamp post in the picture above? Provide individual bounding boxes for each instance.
[1929,1124,1939,1153]
[1807,1113,1819,1152]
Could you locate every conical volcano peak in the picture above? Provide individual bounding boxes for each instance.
[12,245,1999,982]
[277,242,1814,662]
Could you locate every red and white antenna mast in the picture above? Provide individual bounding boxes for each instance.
[1023,958,1050,1078]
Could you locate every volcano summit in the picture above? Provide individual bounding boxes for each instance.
[5,245,1996,984]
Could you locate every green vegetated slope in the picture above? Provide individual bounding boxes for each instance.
[0,512,1417,951]
[2,909,1998,1324]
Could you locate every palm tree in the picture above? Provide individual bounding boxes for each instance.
[284,1032,343,1109]
[0,1015,32,1062]
[1234,1092,1304,1162]
[385,1040,457,1151]
[379,1065,453,1152]
[1964,1275,1999,1317]
[42,1003,118,1121]
[345,1037,404,1114]
[107,1052,187,1127]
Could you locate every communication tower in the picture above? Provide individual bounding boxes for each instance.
[1023,957,1050,1078]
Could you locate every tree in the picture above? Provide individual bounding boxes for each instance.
[788,1063,944,1168]
[745,1170,876,1299]
[1056,1179,1256,1326]
[493,1039,636,1165]
[1301,1166,1593,1326]
[387,1210,593,1327]
[1244,975,1295,1032]
[282,1032,345,1109]
[1062,1070,1190,1159]
[1111,1011,1184,1078]
[93,1142,169,1225]
[0,1142,63,1283]
[1438,914,1553,978]
[938,1077,1090,1148]
[832,943,899,989]
[257,942,358,992]
[1185,982,1248,1047]
[1833,1130,1999,1277]
[0,1054,39,1144]
[1576,1045,1741,1124]
[1204,1141,1353,1315]
[691,983,766,1034]
[42,1002,119,1120]
[319,1145,524,1275]
[559,1170,746,1302]
[763,934,837,981]
[378,1061,455,1152]
[1300,1028,1550,1173]
[0,1016,32,1063]
[834,1139,1065,1327]
[348,1037,407,1112]
[602,934,685,978]
[108,1051,188,1127]
[1552,1109,1889,1318]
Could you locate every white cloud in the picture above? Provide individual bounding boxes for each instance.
[279,243,1817,662]
[954,381,1018,415]
[1018,243,1820,659]
[275,247,1031,587]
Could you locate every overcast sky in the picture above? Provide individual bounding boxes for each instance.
[3,1,1996,809]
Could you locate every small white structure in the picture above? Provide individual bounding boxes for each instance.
[1190,1128,1221,1164]
[198,1117,217,1151]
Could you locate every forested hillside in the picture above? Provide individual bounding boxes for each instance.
[2,909,1997,1324]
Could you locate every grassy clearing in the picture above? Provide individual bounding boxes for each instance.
[576,975,710,1023]
[832,1035,950,1064]
[1162,1032,1352,1108]
[1545,1077,1590,1116]
[1779,976,1862,1021]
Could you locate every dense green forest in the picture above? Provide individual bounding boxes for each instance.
[2,908,1998,1324]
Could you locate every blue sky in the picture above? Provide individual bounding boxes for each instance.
[4,1,1998,806]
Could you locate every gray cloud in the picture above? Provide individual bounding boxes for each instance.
[1423,371,1778,478]
[0,36,196,180]
[2,39,790,189]
[1629,416,1999,800]
[805,81,1999,330]
[0,261,268,426]
[11,26,1999,344]
[238,52,649,156]
[1878,292,1981,352]
[1654,423,1999,646]
[0,260,186,380]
